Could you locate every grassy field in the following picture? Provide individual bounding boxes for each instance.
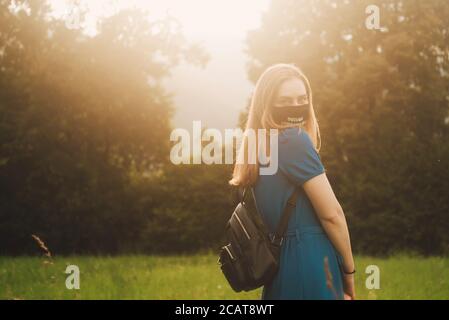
[1,251,448,300]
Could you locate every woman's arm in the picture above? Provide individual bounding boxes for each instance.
[302,172,356,299]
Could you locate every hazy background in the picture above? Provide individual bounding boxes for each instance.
[50,0,271,132]
[1,0,448,257]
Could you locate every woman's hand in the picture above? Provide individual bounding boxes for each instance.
[342,273,356,300]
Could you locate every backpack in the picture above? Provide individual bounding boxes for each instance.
[218,186,299,292]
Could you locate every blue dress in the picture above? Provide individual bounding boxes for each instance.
[253,127,345,300]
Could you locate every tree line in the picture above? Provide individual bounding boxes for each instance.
[0,0,448,256]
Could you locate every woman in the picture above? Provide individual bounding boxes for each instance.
[229,63,356,300]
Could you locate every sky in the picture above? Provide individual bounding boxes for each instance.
[49,0,271,132]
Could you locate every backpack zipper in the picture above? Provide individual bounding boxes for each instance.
[233,212,251,240]
[224,245,235,260]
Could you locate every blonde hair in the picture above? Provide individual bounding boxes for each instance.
[229,63,322,187]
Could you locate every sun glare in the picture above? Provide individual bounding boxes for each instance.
[48,0,269,41]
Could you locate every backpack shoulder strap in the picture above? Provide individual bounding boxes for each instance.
[238,186,248,204]
[241,185,299,246]
[272,188,299,246]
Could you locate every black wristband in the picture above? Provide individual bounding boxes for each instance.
[342,268,356,275]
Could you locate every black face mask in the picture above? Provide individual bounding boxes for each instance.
[271,104,310,125]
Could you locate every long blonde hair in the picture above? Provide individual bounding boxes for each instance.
[229,63,322,187]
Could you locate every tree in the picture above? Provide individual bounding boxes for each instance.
[245,0,449,255]
[0,1,209,254]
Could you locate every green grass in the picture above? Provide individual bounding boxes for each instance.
[1,251,448,299]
